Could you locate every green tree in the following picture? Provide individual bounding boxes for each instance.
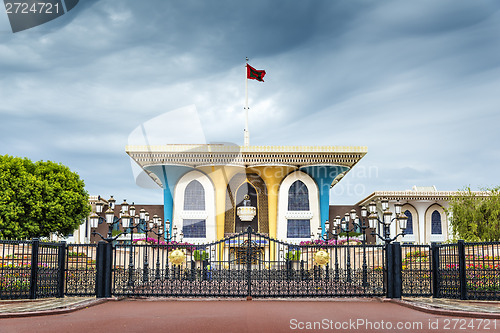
[0,155,91,239]
[447,186,500,242]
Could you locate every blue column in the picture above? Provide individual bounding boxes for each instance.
[146,165,194,238]
[163,186,173,235]
[300,165,349,236]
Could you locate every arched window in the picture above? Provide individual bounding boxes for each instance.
[431,210,442,234]
[288,180,309,211]
[184,180,205,211]
[404,210,413,235]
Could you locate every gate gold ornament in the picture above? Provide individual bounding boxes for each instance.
[168,249,186,266]
[314,250,330,266]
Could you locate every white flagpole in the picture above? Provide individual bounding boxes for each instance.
[244,57,250,147]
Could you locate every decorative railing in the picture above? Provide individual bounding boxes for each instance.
[0,236,498,300]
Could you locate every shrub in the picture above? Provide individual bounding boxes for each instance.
[286,250,301,261]
[193,250,209,261]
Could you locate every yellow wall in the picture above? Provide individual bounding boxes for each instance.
[248,166,296,239]
[200,165,295,240]
[199,166,243,240]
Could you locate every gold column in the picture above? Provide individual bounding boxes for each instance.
[249,166,295,238]
[249,166,295,262]
[200,166,242,241]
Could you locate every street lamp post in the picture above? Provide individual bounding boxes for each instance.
[126,206,150,288]
[162,219,178,242]
[317,207,369,285]
[317,219,340,281]
[367,198,408,298]
[342,208,368,286]
[155,218,165,280]
[89,198,131,243]
[336,208,369,287]
[367,199,408,245]
[150,218,166,280]
[339,211,356,283]
[91,198,145,288]
[141,214,158,283]
[141,217,183,282]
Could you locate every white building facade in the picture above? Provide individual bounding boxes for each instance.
[357,186,487,244]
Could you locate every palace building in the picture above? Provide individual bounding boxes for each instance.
[72,185,487,245]
[125,144,367,243]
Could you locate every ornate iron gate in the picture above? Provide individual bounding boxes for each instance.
[401,244,432,297]
[4,236,499,300]
[0,239,64,300]
[111,227,386,298]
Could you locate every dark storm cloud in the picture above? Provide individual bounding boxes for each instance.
[1,0,500,205]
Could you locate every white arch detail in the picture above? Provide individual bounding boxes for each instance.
[400,204,419,244]
[425,204,448,243]
[173,170,216,243]
[277,171,320,243]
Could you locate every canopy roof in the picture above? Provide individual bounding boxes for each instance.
[126,144,367,188]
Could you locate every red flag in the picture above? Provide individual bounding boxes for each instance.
[247,64,266,82]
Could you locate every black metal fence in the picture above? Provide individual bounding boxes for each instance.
[0,239,64,299]
[65,244,97,296]
[464,241,500,300]
[1,235,499,300]
[401,244,432,297]
[432,241,500,301]
[108,231,386,298]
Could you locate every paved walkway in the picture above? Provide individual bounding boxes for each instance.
[0,298,499,333]
[0,296,499,318]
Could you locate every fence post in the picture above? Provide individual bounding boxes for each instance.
[431,242,440,298]
[246,226,252,298]
[96,241,104,298]
[104,242,113,298]
[57,241,66,298]
[392,242,402,299]
[458,240,467,300]
[29,238,39,299]
[96,241,113,298]
[386,243,393,298]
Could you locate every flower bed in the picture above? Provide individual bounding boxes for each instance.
[0,261,55,293]
[299,237,362,246]
[402,250,429,271]
[0,272,30,292]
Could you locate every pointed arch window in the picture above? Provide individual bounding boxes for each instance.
[404,210,413,235]
[184,180,205,211]
[431,210,442,234]
[183,180,206,238]
[288,180,309,211]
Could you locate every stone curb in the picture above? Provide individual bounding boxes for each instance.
[0,298,113,319]
[385,299,500,319]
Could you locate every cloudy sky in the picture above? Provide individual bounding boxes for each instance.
[1,0,500,206]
